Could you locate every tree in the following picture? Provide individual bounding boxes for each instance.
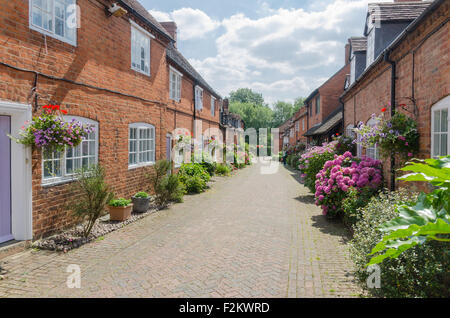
[272,101,296,128]
[229,88,265,106]
[294,97,306,112]
[229,102,273,131]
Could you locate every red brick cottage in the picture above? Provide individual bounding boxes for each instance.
[342,0,449,190]
[0,0,223,242]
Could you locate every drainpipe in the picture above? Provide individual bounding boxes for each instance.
[339,96,345,135]
[384,50,396,191]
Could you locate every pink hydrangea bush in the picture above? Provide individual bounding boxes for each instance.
[314,151,383,218]
[298,141,338,192]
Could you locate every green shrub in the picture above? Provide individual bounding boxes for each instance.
[178,163,210,194]
[182,175,207,194]
[134,192,149,199]
[109,198,132,207]
[342,187,378,226]
[69,165,114,238]
[156,174,185,205]
[216,164,231,176]
[349,189,449,298]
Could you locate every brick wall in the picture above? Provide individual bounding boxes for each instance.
[342,1,449,190]
[0,0,220,238]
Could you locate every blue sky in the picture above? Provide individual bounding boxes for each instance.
[141,0,389,106]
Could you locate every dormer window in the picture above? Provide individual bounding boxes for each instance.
[315,96,320,115]
[350,55,356,84]
[366,28,375,66]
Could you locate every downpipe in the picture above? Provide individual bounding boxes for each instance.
[384,51,396,191]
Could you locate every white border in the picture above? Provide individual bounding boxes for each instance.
[431,95,450,158]
[128,122,156,170]
[0,100,33,241]
[41,116,99,186]
[28,0,78,47]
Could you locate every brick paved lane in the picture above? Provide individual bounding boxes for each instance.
[0,160,361,298]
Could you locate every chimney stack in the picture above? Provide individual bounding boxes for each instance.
[160,22,178,47]
[345,42,350,65]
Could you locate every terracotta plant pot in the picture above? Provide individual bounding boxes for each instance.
[131,196,151,213]
[108,204,133,221]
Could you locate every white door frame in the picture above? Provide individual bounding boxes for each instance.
[0,100,33,241]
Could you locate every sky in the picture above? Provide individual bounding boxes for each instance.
[142,0,392,106]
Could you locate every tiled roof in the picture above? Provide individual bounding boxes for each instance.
[119,0,173,40]
[349,37,367,52]
[167,43,222,99]
[304,106,343,136]
[365,1,433,35]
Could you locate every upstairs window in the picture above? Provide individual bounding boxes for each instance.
[195,86,203,110]
[211,96,216,116]
[169,67,182,101]
[129,123,155,168]
[30,0,77,46]
[315,96,320,115]
[431,97,449,157]
[295,121,299,132]
[131,21,152,76]
[302,118,305,131]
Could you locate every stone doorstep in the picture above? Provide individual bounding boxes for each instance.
[0,240,31,261]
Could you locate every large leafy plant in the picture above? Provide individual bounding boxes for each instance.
[367,156,450,266]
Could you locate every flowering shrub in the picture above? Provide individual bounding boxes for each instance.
[353,107,419,161]
[10,105,93,152]
[298,141,338,192]
[314,152,383,218]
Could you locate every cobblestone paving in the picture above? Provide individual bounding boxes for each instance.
[0,161,362,298]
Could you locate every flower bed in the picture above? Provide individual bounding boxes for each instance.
[314,152,383,219]
[298,141,338,192]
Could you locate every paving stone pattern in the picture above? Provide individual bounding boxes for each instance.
[0,161,362,298]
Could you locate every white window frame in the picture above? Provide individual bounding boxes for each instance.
[41,116,99,186]
[302,118,305,131]
[211,96,216,117]
[431,96,450,158]
[365,118,379,160]
[169,66,182,102]
[29,0,77,46]
[346,124,355,138]
[350,55,356,84]
[295,121,299,132]
[195,86,203,110]
[366,28,375,67]
[130,20,154,77]
[128,123,156,169]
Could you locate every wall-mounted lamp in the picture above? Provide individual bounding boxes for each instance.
[108,3,127,17]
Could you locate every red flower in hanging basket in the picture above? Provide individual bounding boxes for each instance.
[61,109,68,114]
[381,108,387,112]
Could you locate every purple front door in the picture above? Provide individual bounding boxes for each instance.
[0,116,12,243]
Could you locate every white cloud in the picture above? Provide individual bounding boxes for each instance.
[149,8,220,40]
[152,1,394,105]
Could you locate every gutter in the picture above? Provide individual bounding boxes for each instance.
[116,0,174,43]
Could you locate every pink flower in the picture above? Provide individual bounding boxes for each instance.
[408,153,413,157]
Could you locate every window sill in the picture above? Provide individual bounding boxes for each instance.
[131,67,151,77]
[41,176,76,188]
[29,24,77,47]
[128,162,155,170]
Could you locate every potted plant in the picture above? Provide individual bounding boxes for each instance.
[131,192,151,213]
[108,198,133,221]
